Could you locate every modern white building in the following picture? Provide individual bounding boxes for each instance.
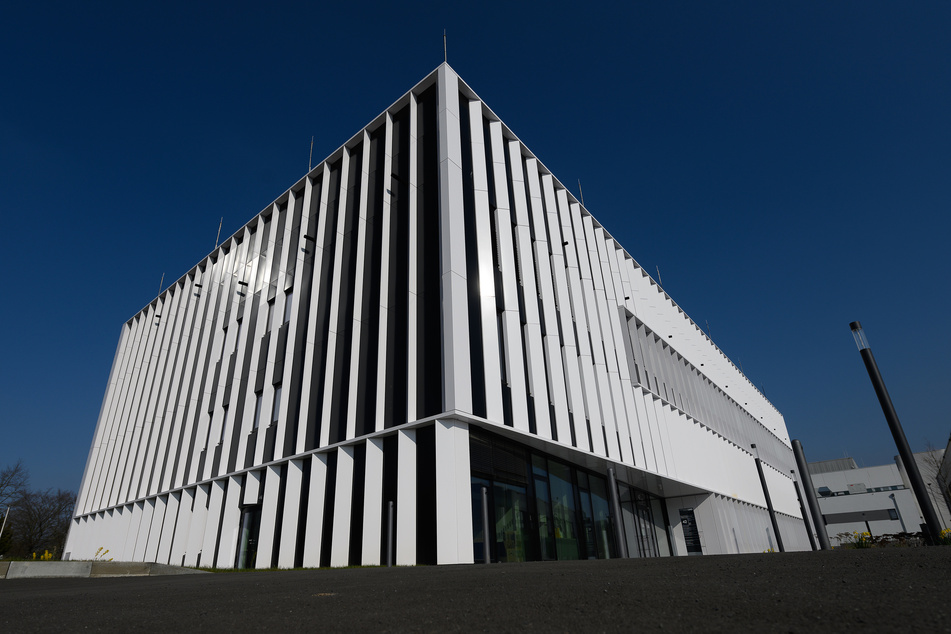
[65,64,809,567]
[902,446,950,532]
[809,449,950,544]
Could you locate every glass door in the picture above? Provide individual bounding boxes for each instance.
[650,497,672,556]
[471,476,532,563]
[493,481,529,563]
[589,475,614,559]
[471,477,491,563]
[548,461,581,560]
[619,484,670,558]
[635,492,659,558]
[236,505,261,569]
[534,472,556,561]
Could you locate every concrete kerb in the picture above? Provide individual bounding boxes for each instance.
[143,563,209,576]
[4,561,93,579]
[0,561,209,579]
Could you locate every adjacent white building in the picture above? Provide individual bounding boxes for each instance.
[65,63,809,567]
[809,449,950,545]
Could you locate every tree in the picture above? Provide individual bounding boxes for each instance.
[0,460,29,508]
[0,461,30,556]
[6,489,75,558]
[920,442,949,528]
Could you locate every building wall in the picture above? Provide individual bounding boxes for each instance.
[938,440,951,524]
[908,448,950,530]
[66,64,805,565]
[665,493,810,556]
[809,452,950,544]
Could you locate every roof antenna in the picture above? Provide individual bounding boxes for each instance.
[308,136,314,172]
[158,272,165,298]
[655,265,664,288]
[577,179,585,206]
[215,217,223,249]
[443,29,447,63]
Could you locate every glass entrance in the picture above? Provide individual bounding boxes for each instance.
[493,481,529,562]
[469,427,672,563]
[619,485,669,558]
[548,460,581,560]
[470,476,531,563]
[236,505,261,569]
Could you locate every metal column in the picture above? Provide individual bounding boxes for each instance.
[791,474,818,551]
[850,321,943,544]
[792,439,831,550]
[752,444,784,552]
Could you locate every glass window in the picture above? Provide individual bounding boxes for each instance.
[620,486,640,557]
[234,320,242,352]
[493,481,529,563]
[636,491,659,557]
[219,328,228,362]
[252,393,263,430]
[531,454,555,560]
[265,300,274,332]
[283,292,293,323]
[650,497,671,557]
[219,408,229,444]
[548,460,580,560]
[471,477,491,562]
[271,386,282,425]
[532,454,548,478]
[535,474,555,560]
[588,475,614,559]
[579,487,596,559]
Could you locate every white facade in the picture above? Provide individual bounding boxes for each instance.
[65,64,808,567]
[903,447,950,530]
[809,450,950,544]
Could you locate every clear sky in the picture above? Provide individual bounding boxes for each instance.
[2,2,949,493]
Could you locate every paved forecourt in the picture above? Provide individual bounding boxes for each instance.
[1,548,949,632]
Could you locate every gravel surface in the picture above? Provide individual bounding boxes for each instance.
[2,547,949,632]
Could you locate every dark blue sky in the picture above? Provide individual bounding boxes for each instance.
[3,2,949,492]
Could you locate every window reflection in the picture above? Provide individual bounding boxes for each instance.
[589,475,614,559]
[471,477,490,563]
[493,482,528,563]
[548,460,580,560]
[470,429,669,563]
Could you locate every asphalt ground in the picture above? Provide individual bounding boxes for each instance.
[1,547,949,632]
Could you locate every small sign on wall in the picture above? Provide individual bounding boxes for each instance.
[679,508,703,555]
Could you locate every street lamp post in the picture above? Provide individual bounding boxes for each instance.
[751,443,784,552]
[849,321,943,543]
